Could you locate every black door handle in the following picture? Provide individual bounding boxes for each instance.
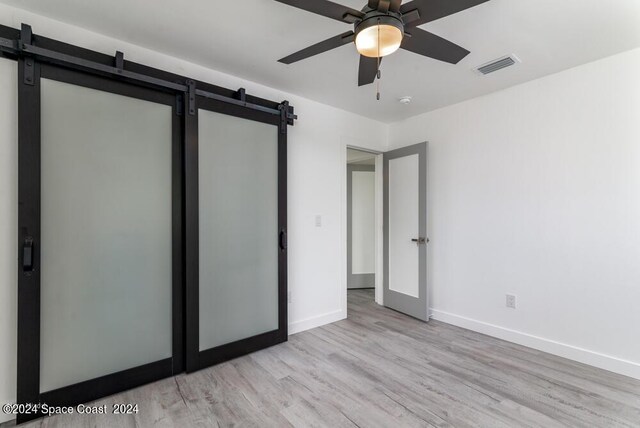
[23,236,34,272]
[279,229,287,251]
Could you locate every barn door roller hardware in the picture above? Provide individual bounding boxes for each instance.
[17,23,34,85]
[279,101,290,134]
[1,23,297,125]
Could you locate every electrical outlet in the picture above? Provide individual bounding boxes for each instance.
[315,215,322,227]
[506,294,516,309]
[287,291,292,304]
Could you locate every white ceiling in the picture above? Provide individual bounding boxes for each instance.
[3,0,640,123]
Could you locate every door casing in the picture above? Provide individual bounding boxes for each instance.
[347,163,376,289]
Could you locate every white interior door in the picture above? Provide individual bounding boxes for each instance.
[383,143,428,320]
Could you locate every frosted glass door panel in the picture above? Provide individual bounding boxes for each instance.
[39,79,173,393]
[199,110,279,351]
[0,58,17,406]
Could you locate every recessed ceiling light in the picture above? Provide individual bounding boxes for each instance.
[399,96,412,105]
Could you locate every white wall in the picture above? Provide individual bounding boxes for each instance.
[0,4,388,421]
[389,48,640,379]
[351,170,375,275]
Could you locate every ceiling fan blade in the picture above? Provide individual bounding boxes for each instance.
[278,31,355,64]
[358,55,381,87]
[274,0,365,24]
[400,0,489,27]
[389,0,403,12]
[401,28,470,64]
[368,0,379,9]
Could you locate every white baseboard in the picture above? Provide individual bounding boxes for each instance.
[288,309,346,335]
[430,309,640,381]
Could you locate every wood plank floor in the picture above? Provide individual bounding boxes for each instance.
[15,289,640,427]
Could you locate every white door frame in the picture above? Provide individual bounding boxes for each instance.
[344,145,384,310]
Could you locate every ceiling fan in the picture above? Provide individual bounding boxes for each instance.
[276,0,489,87]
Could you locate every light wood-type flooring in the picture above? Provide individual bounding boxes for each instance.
[12,289,640,427]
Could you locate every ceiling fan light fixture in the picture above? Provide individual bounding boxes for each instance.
[355,15,403,58]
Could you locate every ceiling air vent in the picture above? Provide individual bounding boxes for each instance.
[475,55,520,75]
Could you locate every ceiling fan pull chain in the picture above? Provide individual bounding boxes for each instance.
[376,18,381,101]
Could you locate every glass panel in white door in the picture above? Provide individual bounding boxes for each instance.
[388,154,420,298]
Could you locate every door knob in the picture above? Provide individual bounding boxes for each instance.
[411,237,427,245]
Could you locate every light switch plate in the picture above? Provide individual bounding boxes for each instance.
[506,294,516,309]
